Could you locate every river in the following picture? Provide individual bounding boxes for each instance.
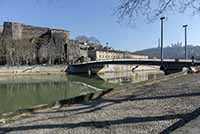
[0,70,164,114]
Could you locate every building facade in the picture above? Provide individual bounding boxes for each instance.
[88,50,148,61]
[67,40,89,64]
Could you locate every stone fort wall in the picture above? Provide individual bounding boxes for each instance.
[0,25,3,34]
[0,22,72,65]
[0,25,3,39]
[1,22,70,40]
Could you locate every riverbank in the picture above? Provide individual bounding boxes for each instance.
[1,72,200,134]
[0,65,67,76]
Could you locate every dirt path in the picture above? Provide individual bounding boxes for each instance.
[1,73,200,134]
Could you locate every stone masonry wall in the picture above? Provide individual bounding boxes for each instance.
[0,25,3,34]
[0,25,3,40]
[2,22,50,40]
[0,22,70,65]
[67,40,89,64]
[67,44,80,64]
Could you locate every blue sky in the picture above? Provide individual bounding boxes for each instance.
[0,0,200,51]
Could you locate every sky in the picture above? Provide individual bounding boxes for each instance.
[0,0,200,51]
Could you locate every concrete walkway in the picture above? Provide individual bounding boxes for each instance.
[1,73,200,134]
[172,115,200,134]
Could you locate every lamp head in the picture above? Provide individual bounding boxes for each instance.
[183,24,188,28]
[160,17,165,20]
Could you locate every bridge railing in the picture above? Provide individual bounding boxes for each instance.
[74,58,197,65]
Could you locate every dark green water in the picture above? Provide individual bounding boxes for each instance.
[0,75,115,114]
[0,71,164,114]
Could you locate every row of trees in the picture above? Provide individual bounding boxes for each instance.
[0,39,35,65]
[0,31,67,65]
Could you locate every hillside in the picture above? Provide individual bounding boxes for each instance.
[134,45,200,60]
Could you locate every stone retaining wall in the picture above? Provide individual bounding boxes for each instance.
[0,65,67,74]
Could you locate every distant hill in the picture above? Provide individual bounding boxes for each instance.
[134,45,200,60]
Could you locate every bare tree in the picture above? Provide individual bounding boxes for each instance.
[116,0,200,25]
[76,35,89,43]
[76,35,101,44]
[88,36,101,44]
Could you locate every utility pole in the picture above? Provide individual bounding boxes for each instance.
[183,25,188,60]
[160,17,165,63]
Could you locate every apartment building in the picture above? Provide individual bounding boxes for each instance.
[89,49,148,61]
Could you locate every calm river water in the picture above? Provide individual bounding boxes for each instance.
[0,70,164,114]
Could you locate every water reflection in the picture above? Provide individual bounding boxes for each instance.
[0,70,164,114]
[0,75,112,114]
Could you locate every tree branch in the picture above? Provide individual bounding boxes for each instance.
[116,0,200,26]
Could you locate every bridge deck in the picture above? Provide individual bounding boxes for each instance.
[67,59,200,75]
[71,59,200,66]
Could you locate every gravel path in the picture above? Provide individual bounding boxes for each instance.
[1,73,200,134]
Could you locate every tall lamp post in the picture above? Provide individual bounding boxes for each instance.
[160,17,165,63]
[183,24,188,60]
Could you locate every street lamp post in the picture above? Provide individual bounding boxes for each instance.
[160,17,165,63]
[183,24,188,60]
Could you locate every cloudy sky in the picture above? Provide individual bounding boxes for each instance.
[0,0,200,51]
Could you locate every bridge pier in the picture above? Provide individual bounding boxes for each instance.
[160,64,185,75]
[87,68,92,77]
[67,64,104,75]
